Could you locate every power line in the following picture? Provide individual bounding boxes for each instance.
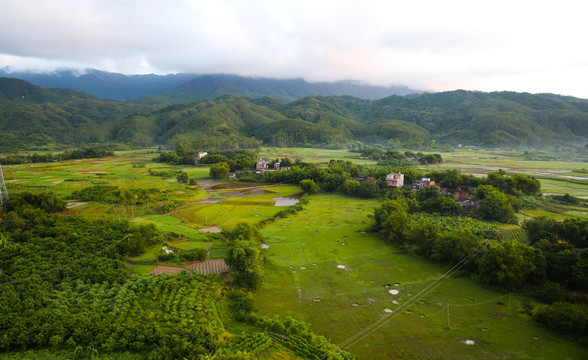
[318,239,489,359]
[0,162,9,206]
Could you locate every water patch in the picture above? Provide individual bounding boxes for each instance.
[273,194,302,206]
[198,198,223,204]
[206,182,261,190]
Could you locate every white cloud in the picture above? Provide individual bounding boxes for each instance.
[0,0,587,97]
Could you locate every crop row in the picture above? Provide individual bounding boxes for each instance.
[500,229,528,242]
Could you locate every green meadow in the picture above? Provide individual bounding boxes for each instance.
[2,148,587,359]
[255,194,587,359]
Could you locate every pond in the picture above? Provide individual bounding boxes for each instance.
[273,194,302,206]
[200,182,301,206]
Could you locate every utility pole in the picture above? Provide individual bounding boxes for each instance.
[0,162,9,206]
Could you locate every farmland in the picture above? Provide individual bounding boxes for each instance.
[0,147,587,359]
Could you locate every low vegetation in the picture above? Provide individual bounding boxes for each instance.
[0,147,587,359]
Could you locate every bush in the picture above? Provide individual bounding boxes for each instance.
[179,249,207,262]
[210,162,230,179]
[533,302,588,337]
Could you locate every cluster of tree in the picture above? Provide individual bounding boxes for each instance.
[153,143,198,165]
[225,223,265,290]
[57,147,115,161]
[353,146,443,166]
[200,149,258,171]
[371,193,588,288]
[0,147,115,165]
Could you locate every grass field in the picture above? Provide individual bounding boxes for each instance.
[2,148,588,359]
[254,194,587,359]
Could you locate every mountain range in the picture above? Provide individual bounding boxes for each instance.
[0,69,417,102]
[0,76,587,152]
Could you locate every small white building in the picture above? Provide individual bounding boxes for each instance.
[386,173,404,188]
[194,151,208,163]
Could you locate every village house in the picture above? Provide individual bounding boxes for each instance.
[460,198,482,209]
[386,173,404,188]
[194,151,208,163]
[412,178,436,189]
[440,186,472,202]
[352,175,375,183]
[255,159,268,174]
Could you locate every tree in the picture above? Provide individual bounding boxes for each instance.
[523,216,560,244]
[431,228,480,265]
[474,185,516,223]
[403,217,440,257]
[280,157,294,167]
[176,171,189,184]
[420,195,465,217]
[338,179,360,196]
[226,223,264,290]
[476,240,544,289]
[300,179,320,194]
[209,162,230,179]
[370,199,410,241]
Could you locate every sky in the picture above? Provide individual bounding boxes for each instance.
[1,0,587,98]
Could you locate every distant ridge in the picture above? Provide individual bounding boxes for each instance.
[1,78,587,151]
[0,68,196,101]
[0,68,419,102]
[164,74,417,102]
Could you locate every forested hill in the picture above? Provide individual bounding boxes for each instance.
[1,78,588,151]
[0,69,417,102]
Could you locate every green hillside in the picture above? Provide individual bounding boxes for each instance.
[1,78,588,151]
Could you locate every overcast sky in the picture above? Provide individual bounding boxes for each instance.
[1,0,587,98]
